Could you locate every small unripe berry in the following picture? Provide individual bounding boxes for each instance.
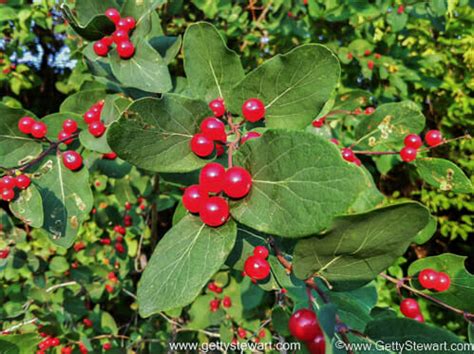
[397,5,405,14]
[31,122,47,138]
[400,146,417,162]
[62,119,78,134]
[199,163,226,194]
[367,60,374,70]
[240,131,261,145]
[15,175,31,189]
[200,196,229,227]
[88,121,106,137]
[182,185,208,213]
[200,117,226,142]
[73,241,86,252]
[374,53,382,59]
[18,116,35,134]
[105,8,121,24]
[117,41,135,59]
[190,133,214,157]
[404,134,423,149]
[400,298,420,319]
[253,246,269,259]
[62,151,83,171]
[425,130,443,147]
[242,98,266,122]
[103,343,112,351]
[347,52,353,60]
[209,98,226,117]
[364,107,375,115]
[418,268,438,289]
[364,49,371,56]
[433,272,451,292]
[244,255,270,280]
[288,308,322,341]
[224,167,252,199]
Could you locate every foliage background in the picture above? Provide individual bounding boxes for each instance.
[0,0,472,352]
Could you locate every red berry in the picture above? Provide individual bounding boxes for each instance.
[58,130,73,145]
[190,133,214,157]
[105,8,121,24]
[312,118,325,128]
[223,296,232,308]
[433,272,451,292]
[18,116,35,134]
[124,215,132,226]
[199,163,226,194]
[397,5,405,14]
[341,148,356,162]
[240,131,261,145]
[88,121,106,137]
[117,41,135,59]
[353,108,362,115]
[112,29,129,43]
[100,238,111,245]
[253,246,269,259]
[425,130,443,146]
[74,241,86,252]
[288,308,322,341]
[209,299,220,312]
[400,146,417,162]
[114,225,126,235]
[103,343,112,351]
[15,175,31,189]
[258,329,266,338]
[0,248,9,259]
[375,53,382,59]
[244,256,270,280]
[62,151,83,171]
[116,18,129,30]
[209,98,226,117]
[347,52,353,60]
[200,196,229,227]
[31,122,47,138]
[183,184,208,213]
[364,49,371,56]
[414,314,425,323]
[63,119,78,134]
[0,176,16,189]
[208,282,217,292]
[125,201,132,210]
[115,242,125,253]
[83,110,100,124]
[404,134,423,149]
[103,152,117,160]
[1,188,14,201]
[364,107,375,115]
[223,167,252,199]
[367,60,374,70]
[306,334,325,354]
[93,40,109,57]
[418,268,438,289]
[215,143,225,156]
[102,36,114,46]
[83,318,93,327]
[200,117,226,142]
[237,327,246,339]
[123,16,136,30]
[61,347,73,354]
[71,261,79,268]
[242,98,266,122]
[400,298,420,319]
[330,138,339,145]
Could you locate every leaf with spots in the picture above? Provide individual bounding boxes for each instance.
[107,94,211,173]
[415,158,472,194]
[228,44,340,129]
[31,153,94,248]
[293,203,431,290]
[354,101,425,151]
[0,103,42,169]
[230,130,366,238]
[9,184,44,228]
[137,215,237,316]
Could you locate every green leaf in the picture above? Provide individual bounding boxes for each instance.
[41,113,87,141]
[354,101,425,151]
[183,22,244,102]
[137,215,237,316]
[333,90,371,111]
[414,215,437,245]
[108,94,211,173]
[387,12,408,32]
[366,318,470,353]
[32,153,94,248]
[120,0,165,24]
[0,333,42,354]
[349,168,384,213]
[9,184,44,228]
[49,256,70,273]
[109,39,172,93]
[0,104,42,169]
[415,158,473,193]
[60,89,106,114]
[293,202,431,290]
[408,253,474,313]
[231,130,366,238]
[101,311,119,334]
[229,44,340,130]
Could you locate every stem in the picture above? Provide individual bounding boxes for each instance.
[380,273,474,321]
[226,113,241,168]
[268,236,292,273]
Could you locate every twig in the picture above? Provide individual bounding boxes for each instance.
[46,281,78,293]
[268,236,292,273]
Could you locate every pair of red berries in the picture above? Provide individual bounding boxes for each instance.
[191,116,227,158]
[182,163,252,227]
[93,8,136,59]
[400,130,443,162]
[209,296,232,312]
[352,107,375,115]
[288,308,325,354]
[400,298,424,322]
[418,268,451,292]
[18,116,47,138]
[114,230,126,254]
[37,336,60,351]
[207,281,223,294]
[83,100,107,138]
[0,174,31,202]
[243,246,271,281]
[57,118,79,145]
[341,148,361,166]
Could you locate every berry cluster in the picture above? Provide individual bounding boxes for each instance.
[93,8,136,59]
[400,130,443,162]
[0,174,31,202]
[18,116,47,138]
[83,100,107,138]
[191,117,227,157]
[243,246,271,282]
[418,268,451,292]
[182,163,252,227]
[113,225,126,254]
[207,281,231,312]
[37,336,60,353]
[288,308,325,354]
[400,298,424,322]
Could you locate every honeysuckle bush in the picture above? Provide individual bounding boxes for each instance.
[0,1,473,353]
